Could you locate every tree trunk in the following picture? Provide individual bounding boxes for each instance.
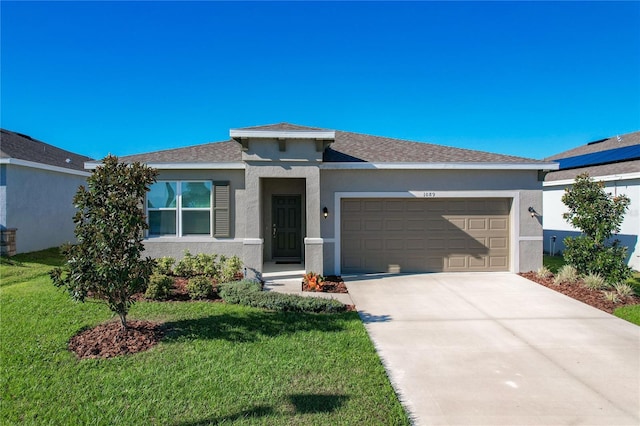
[118,312,128,330]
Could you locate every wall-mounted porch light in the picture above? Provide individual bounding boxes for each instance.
[323,207,329,219]
[528,207,538,218]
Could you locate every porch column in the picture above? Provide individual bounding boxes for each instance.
[304,167,323,274]
[243,164,263,280]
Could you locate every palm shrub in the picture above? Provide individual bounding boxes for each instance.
[535,266,553,280]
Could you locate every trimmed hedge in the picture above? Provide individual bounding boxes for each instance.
[219,280,346,313]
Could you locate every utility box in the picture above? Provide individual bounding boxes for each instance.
[0,228,17,257]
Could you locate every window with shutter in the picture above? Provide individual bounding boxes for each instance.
[213,182,230,237]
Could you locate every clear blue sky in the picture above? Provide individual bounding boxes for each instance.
[2,1,639,160]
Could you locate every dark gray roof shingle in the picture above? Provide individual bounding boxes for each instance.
[119,123,550,165]
[0,129,93,172]
[544,130,640,181]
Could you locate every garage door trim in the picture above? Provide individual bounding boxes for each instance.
[334,191,520,274]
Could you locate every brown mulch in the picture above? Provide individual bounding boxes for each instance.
[301,275,348,293]
[519,272,640,314]
[68,320,164,359]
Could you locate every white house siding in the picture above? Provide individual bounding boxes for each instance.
[543,175,640,271]
[320,169,544,274]
[3,164,87,253]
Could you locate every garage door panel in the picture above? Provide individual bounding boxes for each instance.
[341,198,510,273]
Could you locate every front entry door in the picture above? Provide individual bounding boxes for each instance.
[272,195,302,260]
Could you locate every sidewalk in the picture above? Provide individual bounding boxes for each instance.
[261,262,354,305]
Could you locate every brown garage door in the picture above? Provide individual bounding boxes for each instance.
[341,198,510,273]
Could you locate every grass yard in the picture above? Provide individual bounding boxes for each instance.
[1,249,409,425]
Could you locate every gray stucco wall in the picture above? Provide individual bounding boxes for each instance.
[3,164,87,254]
[141,169,246,260]
[320,168,544,274]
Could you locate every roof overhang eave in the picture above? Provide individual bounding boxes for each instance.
[84,161,246,170]
[1,157,91,176]
[230,129,335,140]
[319,162,560,170]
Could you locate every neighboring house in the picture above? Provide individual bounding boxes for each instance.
[87,123,557,278]
[543,131,640,270]
[0,129,93,254]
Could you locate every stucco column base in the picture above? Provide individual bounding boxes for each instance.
[243,239,263,281]
[304,238,324,275]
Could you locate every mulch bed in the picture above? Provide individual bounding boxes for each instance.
[301,275,348,293]
[519,271,640,314]
[70,274,352,360]
[69,320,164,359]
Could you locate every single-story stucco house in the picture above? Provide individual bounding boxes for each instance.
[87,123,558,279]
[0,129,93,254]
[543,131,639,271]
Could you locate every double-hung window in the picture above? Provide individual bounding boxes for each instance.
[147,181,229,237]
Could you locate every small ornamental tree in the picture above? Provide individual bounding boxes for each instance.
[561,173,631,283]
[50,155,158,330]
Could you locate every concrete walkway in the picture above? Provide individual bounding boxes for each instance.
[345,272,640,426]
[261,262,354,305]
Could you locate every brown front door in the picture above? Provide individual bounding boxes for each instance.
[272,195,302,260]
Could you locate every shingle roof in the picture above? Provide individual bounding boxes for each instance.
[0,129,93,172]
[545,159,640,182]
[325,130,541,163]
[545,131,640,160]
[119,123,549,165]
[119,140,241,163]
[544,130,640,182]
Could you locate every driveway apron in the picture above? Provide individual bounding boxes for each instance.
[346,273,640,426]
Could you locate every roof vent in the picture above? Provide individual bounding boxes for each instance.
[616,135,623,142]
[587,138,608,146]
[65,158,72,164]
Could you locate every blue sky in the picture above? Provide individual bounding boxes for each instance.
[2,1,639,160]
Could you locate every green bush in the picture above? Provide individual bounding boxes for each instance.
[564,236,631,284]
[186,276,213,300]
[144,273,174,300]
[219,281,346,313]
[219,255,243,282]
[154,257,175,275]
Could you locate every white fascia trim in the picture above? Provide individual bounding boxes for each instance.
[0,158,91,177]
[230,129,335,140]
[543,172,640,187]
[84,161,246,170]
[320,162,559,171]
[333,190,522,275]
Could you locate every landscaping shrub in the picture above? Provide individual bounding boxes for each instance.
[582,273,607,290]
[603,291,620,304]
[154,257,175,275]
[553,265,579,285]
[219,255,243,283]
[614,282,634,298]
[561,173,632,284]
[535,266,552,280]
[564,237,631,285]
[303,271,325,291]
[219,281,346,313]
[144,273,174,300]
[186,276,213,300]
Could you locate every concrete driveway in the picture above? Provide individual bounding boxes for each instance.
[345,273,640,426]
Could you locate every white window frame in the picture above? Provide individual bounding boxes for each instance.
[147,180,213,237]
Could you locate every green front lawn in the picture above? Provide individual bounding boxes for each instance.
[0,249,409,425]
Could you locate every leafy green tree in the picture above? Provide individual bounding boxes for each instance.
[51,155,158,329]
[561,173,631,283]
